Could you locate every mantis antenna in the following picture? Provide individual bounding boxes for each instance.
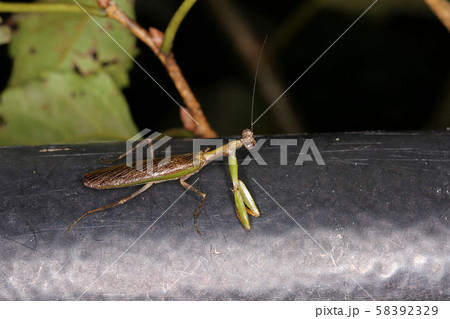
[251,34,269,133]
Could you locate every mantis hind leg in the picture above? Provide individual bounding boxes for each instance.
[179,177,206,236]
[65,182,154,232]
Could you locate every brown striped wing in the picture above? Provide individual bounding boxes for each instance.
[83,153,201,189]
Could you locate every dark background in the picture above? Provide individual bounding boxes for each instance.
[1,0,450,136]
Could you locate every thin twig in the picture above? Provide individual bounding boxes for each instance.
[425,0,450,32]
[98,0,216,137]
[161,0,197,54]
[205,0,304,133]
[267,0,320,59]
[0,1,105,16]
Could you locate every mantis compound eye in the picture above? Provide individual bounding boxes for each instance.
[242,129,256,150]
[244,139,256,149]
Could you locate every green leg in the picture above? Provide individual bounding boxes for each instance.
[237,180,260,217]
[228,150,251,230]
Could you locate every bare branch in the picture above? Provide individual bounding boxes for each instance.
[205,0,304,133]
[98,0,217,137]
[425,0,450,32]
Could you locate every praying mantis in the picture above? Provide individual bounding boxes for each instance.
[67,32,268,235]
[65,128,261,234]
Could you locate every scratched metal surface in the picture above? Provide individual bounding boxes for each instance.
[0,132,449,300]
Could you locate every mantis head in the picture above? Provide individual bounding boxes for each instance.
[242,129,256,150]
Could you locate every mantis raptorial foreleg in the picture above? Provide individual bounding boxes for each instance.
[180,176,206,235]
[236,180,260,217]
[65,182,154,232]
[228,149,260,230]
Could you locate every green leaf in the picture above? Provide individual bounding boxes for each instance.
[0,25,11,45]
[8,0,137,88]
[0,71,138,145]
